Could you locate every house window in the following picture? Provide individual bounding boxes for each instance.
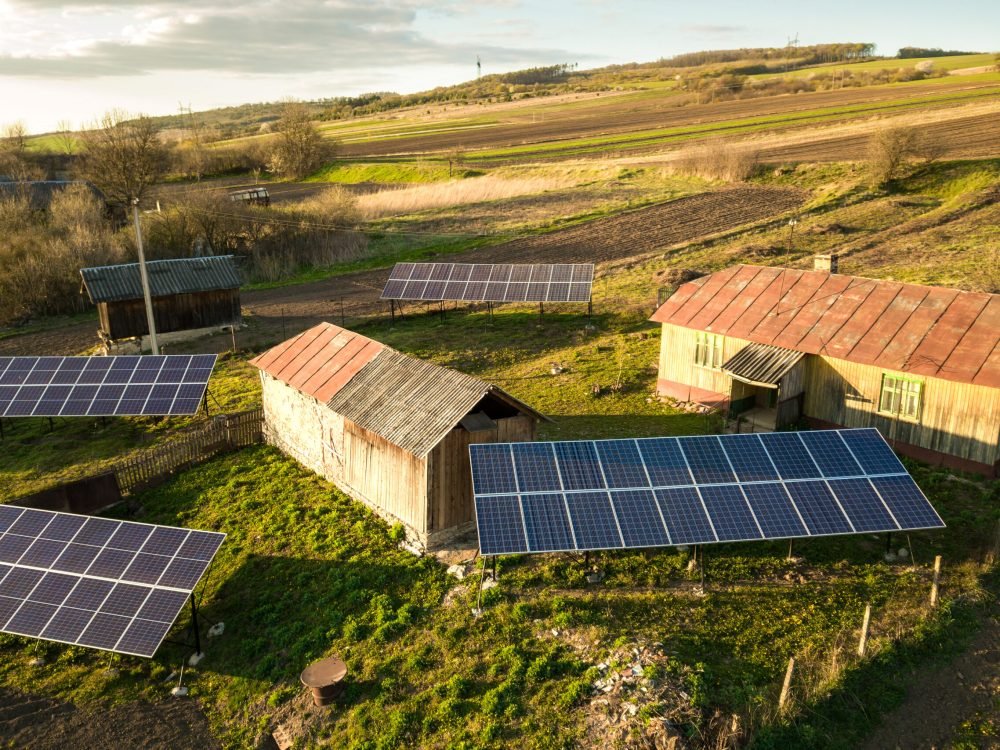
[694,332,724,369]
[878,375,923,421]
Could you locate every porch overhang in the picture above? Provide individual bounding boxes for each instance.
[722,343,804,389]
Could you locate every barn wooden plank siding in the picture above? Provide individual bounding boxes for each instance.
[80,256,242,342]
[651,263,1000,476]
[252,322,546,548]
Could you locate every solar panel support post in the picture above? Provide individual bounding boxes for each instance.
[389,300,395,327]
[699,546,707,593]
[189,593,202,657]
[132,200,159,356]
[47,417,54,433]
[885,532,893,556]
[787,539,794,561]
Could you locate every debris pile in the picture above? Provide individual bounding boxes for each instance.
[581,641,702,750]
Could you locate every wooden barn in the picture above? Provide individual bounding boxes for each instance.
[80,256,242,349]
[651,262,1000,476]
[251,322,547,548]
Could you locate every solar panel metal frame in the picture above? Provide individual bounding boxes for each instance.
[380,263,594,304]
[470,429,945,556]
[0,355,217,418]
[0,505,224,658]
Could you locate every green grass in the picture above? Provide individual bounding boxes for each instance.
[764,53,998,80]
[306,160,480,184]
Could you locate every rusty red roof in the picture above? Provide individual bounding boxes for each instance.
[651,265,1000,388]
[251,322,547,456]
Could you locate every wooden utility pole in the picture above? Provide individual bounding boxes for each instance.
[132,199,159,355]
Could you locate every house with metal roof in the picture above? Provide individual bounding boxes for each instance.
[80,256,242,349]
[251,322,548,548]
[650,262,1000,476]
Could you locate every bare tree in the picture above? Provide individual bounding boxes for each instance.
[0,121,43,181]
[1,121,28,155]
[267,102,334,179]
[76,110,169,205]
[867,126,920,187]
[54,120,78,156]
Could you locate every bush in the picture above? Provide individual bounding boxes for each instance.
[674,140,761,182]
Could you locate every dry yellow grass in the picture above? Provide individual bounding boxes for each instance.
[355,175,573,219]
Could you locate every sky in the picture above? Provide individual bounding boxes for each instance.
[0,0,997,134]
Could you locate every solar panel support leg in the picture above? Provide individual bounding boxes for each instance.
[700,546,707,593]
[190,593,202,657]
[390,300,395,327]
[48,417,54,432]
[0,418,4,440]
[787,539,794,561]
[885,532,892,556]
[539,301,543,319]
[491,556,497,581]
[202,392,210,418]
[439,301,445,322]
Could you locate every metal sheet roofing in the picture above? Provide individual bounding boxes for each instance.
[722,342,805,387]
[651,265,1000,388]
[251,322,546,457]
[80,256,241,303]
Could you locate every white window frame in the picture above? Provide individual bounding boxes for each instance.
[694,332,724,370]
[878,374,923,422]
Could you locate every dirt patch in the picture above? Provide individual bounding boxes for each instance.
[860,608,1000,750]
[0,687,219,749]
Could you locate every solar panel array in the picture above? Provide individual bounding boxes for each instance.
[470,428,945,556]
[0,355,217,418]
[381,262,594,303]
[0,505,224,657]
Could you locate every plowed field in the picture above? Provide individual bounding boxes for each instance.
[339,80,1000,158]
[0,186,804,356]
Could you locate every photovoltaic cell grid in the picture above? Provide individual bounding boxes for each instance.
[469,428,945,556]
[0,505,224,657]
[380,262,594,303]
[0,355,217,418]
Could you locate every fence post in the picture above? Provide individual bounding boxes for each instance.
[778,656,795,710]
[930,555,942,608]
[858,604,871,656]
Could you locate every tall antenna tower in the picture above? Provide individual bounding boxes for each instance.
[476,56,481,79]
[786,32,799,48]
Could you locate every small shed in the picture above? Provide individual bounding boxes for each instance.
[251,322,548,548]
[80,256,242,347]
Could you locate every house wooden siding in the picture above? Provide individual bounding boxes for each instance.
[803,356,1000,468]
[655,321,1000,474]
[98,289,242,341]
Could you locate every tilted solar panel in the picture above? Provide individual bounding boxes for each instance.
[0,505,224,658]
[470,428,945,556]
[0,355,216,418]
[381,263,594,304]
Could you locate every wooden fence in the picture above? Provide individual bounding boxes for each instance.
[115,408,263,494]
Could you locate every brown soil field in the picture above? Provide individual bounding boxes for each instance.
[0,186,803,357]
[339,81,1000,158]
[0,687,219,749]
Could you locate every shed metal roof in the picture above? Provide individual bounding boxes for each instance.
[251,322,547,457]
[80,256,241,303]
[651,265,1000,388]
[722,342,804,388]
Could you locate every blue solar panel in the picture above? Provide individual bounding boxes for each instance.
[719,434,780,482]
[475,495,527,555]
[594,440,647,489]
[759,433,821,480]
[521,494,574,552]
[699,485,762,542]
[637,438,691,487]
[553,442,605,491]
[827,478,900,532]
[612,490,670,548]
[840,429,907,475]
[783,481,853,535]
[469,444,518,495]
[677,437,735,484]
[655,487,717,544]
[469,429,943,556]
[798,430,863,477]
[741,483,808,538]
[870,476,945,529]
[564,492,622,549]
[510,443,561,493]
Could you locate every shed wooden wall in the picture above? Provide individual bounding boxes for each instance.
[426,415,536,533]
[803,356,1000,467]
[101,289,241,340]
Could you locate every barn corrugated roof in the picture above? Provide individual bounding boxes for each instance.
[80,256,241,303]
[251,322,547,457]
[721,342,804,387]
[651,265,1000,388]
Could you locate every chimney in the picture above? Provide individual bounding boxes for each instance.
[814,253,839,273]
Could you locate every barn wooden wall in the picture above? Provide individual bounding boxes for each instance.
[657,323,754,402]
[426,415,536,533]
[101,289,241,340]
[804,356,1000,466]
